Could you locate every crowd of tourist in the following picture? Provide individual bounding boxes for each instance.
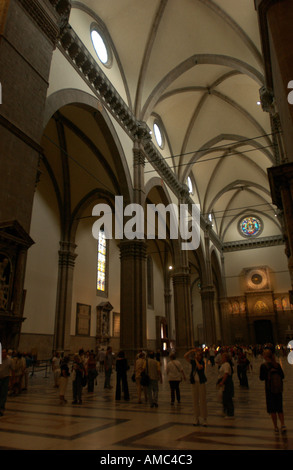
[0,349,35,416]
[0,343,289,434]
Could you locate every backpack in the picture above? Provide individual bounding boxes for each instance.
[267,364,283,394]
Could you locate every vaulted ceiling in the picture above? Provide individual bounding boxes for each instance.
[68,0,280,244]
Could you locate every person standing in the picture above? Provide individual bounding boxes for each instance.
[59,356,70,404]
[104,346,113,389]
[11,352,25,395]
[184,348,208,426]
[72,354,85,404]
[237,349,250,388]
[86,352,98,393]
[22,352,33,391]
[209,345,216,367]
[166,353,186,405]
[145,351,162,408]
[98,348,106,372]
[217,352,234,419]
[134,352,147,404]
[115,351,130,401]
[52,352,61,388]
[0,349,14,416]
[260,348,286,434]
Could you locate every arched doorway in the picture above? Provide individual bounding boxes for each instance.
[254,319,274,345]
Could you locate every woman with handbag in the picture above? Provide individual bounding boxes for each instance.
[166,353,186,405]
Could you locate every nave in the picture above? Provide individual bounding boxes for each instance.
[0,355,292,452]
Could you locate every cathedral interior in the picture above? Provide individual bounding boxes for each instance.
[1,0,293,453]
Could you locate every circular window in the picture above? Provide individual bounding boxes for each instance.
[153,122,164,148]
[90,26,112,68]
[239,215,262,238]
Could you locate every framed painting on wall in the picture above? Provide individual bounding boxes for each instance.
[76,303,91,336]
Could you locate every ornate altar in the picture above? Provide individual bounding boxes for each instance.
[0,220,34,349]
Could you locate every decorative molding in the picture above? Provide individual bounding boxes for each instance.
[58,241,77,267]
[18,0,60,46]
[223,234,284,252]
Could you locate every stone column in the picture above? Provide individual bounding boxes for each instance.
[218,251,231,345]
[0,0,70,346]
[200,227,217,345]
[164,286,172,337]
[268,163,293,300]
[171,187,195,354]
[256,0,293,160]
[200,287,216,345]
[256,0,293,304]
[119,239,147,359]
[133,138,146,207]
[172,267,193,354]
[119,131,148,359]
[0,0,70,231]
[53,241,77,353]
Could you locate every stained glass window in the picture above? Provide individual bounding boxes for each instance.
[239,216,262,237]
[97,230,107,292]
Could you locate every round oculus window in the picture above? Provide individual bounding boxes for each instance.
[91,29,110,66]
[187,176,193,194]
[239,216,262,238]
[153,122,163,148]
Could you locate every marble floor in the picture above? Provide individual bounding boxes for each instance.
[0,354,292,453]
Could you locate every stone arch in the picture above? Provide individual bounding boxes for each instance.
[145,177,181,266]
[44,88,133,208]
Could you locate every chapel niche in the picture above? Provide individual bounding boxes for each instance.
[96,301,113,348]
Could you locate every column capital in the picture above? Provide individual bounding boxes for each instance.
[172,271,190,286]
[58,241,77,267]
[200,285,215,297]
[119,239,147,260]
